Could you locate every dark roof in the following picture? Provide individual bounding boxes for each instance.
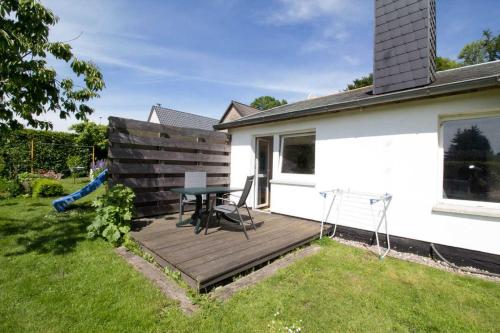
[215,61,500,130]
[219,101,260,123]
[149,105,218,131]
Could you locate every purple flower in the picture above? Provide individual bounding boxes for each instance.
[91,159,106,171]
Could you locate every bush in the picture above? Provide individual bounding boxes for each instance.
[17,172,41,194]
[32,178,64,198]
[0,178,22,199]
[87,184,135,245]
[37,169,63,180]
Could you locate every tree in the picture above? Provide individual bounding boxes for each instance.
[458,41,485,65]
[458,29,500,65]
[345,73,373,91]
[0,0,105,132]
[435,56,462,71]
[69,121,108,159]
[481,29,500,61]
[250,96,287,111]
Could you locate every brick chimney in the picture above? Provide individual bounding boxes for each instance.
[373,0,436,94]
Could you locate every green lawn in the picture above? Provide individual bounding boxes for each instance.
[0,178,499,332]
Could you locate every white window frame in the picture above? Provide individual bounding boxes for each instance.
[277,132,316,183]
[436,111,500,213]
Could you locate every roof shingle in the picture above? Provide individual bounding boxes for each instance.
[215,61,500,130]
[150,106,218,131]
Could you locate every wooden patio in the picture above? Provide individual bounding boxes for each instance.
[131,210,328,290]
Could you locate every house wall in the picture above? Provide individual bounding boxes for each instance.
[221,106,242,123]
[149,110,160,123]
[228,89,500,255]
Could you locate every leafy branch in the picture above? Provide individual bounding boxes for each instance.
[0,0,105,132]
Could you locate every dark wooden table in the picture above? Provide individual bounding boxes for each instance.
[170,187,243,234]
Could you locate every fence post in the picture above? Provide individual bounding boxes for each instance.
[30,139,34,173]
[92,146,95,165]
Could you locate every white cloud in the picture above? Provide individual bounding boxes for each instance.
[268,0,369,24]
[35,0,368,131]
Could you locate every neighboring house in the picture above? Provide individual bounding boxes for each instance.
[219,101,260,123]
[148,104,218,131]
[215,0,500,262]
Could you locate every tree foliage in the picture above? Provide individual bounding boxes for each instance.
[0,0,105,132]
[250,96,287,111]
[459,29,500,65]
[435,56,462,71]
[345,73,373,91]
[69,121,108,160]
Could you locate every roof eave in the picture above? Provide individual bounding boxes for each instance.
[214,75,500,130]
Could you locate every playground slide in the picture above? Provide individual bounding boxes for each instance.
[52,169,108,212]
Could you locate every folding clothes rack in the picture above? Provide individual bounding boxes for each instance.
[319,189,393,259]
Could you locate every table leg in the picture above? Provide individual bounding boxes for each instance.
[205,194,215,235]
[176,194,190,227]
[193,194,202,234]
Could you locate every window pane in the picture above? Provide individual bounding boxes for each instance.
[443,116,500,203]
[281,134,315,174]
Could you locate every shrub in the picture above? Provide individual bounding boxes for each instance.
[32,178,64,198]
[37,169,63,180]
[67,155,86,182]
[0,156,5,174]
[17,172,41,194]
[87,184,135,245]
[0,178,22,199]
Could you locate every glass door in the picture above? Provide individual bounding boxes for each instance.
[255,137,273,208]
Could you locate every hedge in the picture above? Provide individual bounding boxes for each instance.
[32,178,64,198]
[0,129,93,178]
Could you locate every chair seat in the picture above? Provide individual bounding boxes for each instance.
[213,204,238,214]
[183,198,206,204]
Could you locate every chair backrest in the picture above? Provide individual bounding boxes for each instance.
[185,172,206,200]
[237,175,254,207]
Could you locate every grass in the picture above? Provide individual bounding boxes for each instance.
[0,177,499,332]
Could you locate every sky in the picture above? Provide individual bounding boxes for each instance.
[40,0,500,131]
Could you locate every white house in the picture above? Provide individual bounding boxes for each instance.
[214,0,500,267]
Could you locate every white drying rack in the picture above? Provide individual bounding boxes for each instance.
[319,189,393,259]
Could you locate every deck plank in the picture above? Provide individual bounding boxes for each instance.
[131,210,325,290]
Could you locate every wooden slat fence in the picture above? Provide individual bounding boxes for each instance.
[108,117,231,217]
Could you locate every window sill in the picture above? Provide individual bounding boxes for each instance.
[432,202,500,218]
[270,178,316,187]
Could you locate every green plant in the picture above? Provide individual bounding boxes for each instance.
[0,177,22,199]
[32,178,64,198]
[87,184,135,245]
[0,129,91,177]
[0,156,5,174]
[17,172,41,194]
[67,155,84,183]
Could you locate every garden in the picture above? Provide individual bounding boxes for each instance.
[1,1,499,331]
[1,168,500,332]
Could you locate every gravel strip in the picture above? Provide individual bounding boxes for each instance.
[332,237,500,282]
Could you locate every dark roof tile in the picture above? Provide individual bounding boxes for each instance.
[216,61,500,130]
[150,106,218,131]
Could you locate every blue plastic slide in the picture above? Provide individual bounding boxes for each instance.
[52,169,108,212]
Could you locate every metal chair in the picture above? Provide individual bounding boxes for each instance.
[208,175,256,239]
[180,172,206,216]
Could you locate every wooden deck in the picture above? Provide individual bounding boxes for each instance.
[131,210,327,290]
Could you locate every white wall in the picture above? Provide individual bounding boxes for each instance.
[149,110,160,123]
[228,89,500,255]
